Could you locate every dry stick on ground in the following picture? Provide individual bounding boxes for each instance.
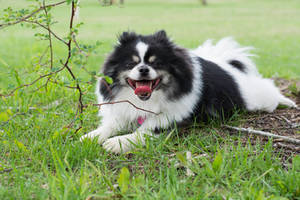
[273,142,300,152]
[186,151,195,177]
[279,116,300,128]
[223,125,300,144]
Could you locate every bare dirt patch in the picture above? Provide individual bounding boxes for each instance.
[233,78,300,160]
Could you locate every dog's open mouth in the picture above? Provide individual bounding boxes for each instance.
[126,78,161,100]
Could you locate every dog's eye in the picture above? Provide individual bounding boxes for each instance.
[132,55,140,63]
[126,61,137,68]
[148,55,156,63]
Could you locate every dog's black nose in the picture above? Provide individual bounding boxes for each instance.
[139,66,149,76]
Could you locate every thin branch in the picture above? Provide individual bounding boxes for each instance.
[280,116,300,128]
[91,100,161,115]
[273,142,300,152]
[186,151,195,177]
[0,0,87,134]
[63,106,82,135]
[63,1,84,114]
[0,112,26,127]
[0,66,65,97]
[0,99,65,112]
[30,82,49,93]
[48,79,78,89]
[72,36,97,78]
[29,77,79,93]
[43,0,53,69]
[293,124,300,128]
[72,36,88,56]
[223,125,300,144]
[23,19,68,45]
[38,46,50,64]
[0,1,66,29]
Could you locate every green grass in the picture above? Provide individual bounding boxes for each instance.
[1,0,300,199]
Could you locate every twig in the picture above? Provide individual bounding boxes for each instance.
[186,151,195,177]
[0,1,87,134]
[0,1,66,29]
[63,107,82,135]
[293,124,300,128]
[273,142,300,152]
[23,19,68,45]
[223,125,300,144]
[0,99,64,111]
[280,116,292,125]
[276,116,300,129]
[43,0,53,69]
[0,66,65,97]
[42,99,64,110]
[0,99,64,126]
[92,100,161,115]
[38,46,50,65]
[73,36,88,56]
[63,1,84,114]
[0,113,27,127]
[48,79,77,89]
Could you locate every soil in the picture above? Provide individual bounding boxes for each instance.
[229,78,300,162]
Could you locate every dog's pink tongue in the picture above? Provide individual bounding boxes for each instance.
[134,81,152,95]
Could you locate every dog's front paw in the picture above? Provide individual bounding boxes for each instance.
[80,129,109,144]
[102,135,133,154]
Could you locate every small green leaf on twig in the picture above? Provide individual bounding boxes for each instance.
[104,76,113,84]
[13,69,21,86]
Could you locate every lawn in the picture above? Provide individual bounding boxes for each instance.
[0,0,300,199]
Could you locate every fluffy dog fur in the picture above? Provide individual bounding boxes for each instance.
[80,30,297,153]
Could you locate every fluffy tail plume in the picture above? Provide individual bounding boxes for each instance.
[192,37,259,75]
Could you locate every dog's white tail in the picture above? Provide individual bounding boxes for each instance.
[192,37,259,75]
[278,95,297,108]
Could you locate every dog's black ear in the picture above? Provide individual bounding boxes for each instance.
[154,30,167,39]
[118,32,138,45]
[153,30,170,44]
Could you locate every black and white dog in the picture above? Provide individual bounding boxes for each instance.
[80,30,296,153]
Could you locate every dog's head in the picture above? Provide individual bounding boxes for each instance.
[101,30,193,101]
